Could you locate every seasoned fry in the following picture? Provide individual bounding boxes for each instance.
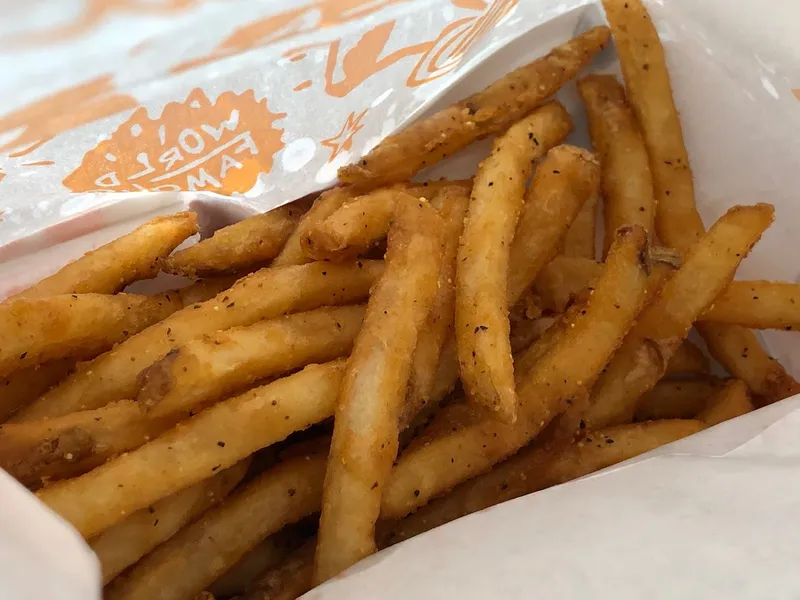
[105,453,326,600]
[510,316,557,354]
[507,146,600,305]
[665,339,711,376]
[532,256,601,312]
[92,461,249,584]
[634,378,721,422]
[382,226,652,518]
[163,204,308,278]
[0,293,181,377]
[175,275,241,306]
[139,306,364,418]
[240,540,315,600]
[315,201,444,583]
[0,360,75,423]
[338,27,610,189]
[700,281,800,330]
[14,261,382,422]
[578,74,655,255]
[12,212,197,299]
[561,192,597,259]
[457,103,573,423]
[582,204,775,429]
[386,420,704,545]
[37,361,344,538]
[697,379,753,427]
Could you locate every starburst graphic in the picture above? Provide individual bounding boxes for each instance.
[321,109,368,162]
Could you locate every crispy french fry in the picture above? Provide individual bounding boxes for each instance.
[561,192,598,259]
[510,316,557,354]
[582,204,775,429]
[0,360,75,423]
[700,281,800,330]
[697,379,754,427]
[532,256,601,312]
[507,146,600,305]
[634,378,721,422]
[92,461,250,584]
[578,74,655,256]
[176,275,242,306]
[338,27,610,189]
[665,339,711,376]
[105,453,325,600]
[457,103,573,423]
[315,200,444,583]
[0,293,181,377]
[382,226,652,519]
[163,204,308,278]
[139,306,364,418]
[12,213,197,299]
[14,261,382,422]
[386,419,704,545]
[240,540,315,600]
[37,361,344,538]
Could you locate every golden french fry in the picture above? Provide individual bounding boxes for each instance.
[700,281,800,330]
[382,226,652,519]
[0,360,75,423]
[0,293,181,377]
[578,74,655,255]
[532,256,601,312]
[561,192,598,259]
[37,361,344,538]
[338,27,610,189]
[176,275,242,306]
[14,261,382,422]
[697,379,754,427]
[163,204,308,278]
[634,378,722,422]
[386,419,704,545]
[507,146,600,305]
[510,316,557,354]
[665,339,711,377]
[105,453,325,600]
[240,540,315,600]
[12,213,197,299]
[457,103,573,423]
[139,306,364,418]
[92,461,249,584]
[315,200,444,583]
[583,204,775,429]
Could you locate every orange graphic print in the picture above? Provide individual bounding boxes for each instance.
[793,89,800,101]
[64,89,285,194]
[0,76,137,158]
[321,109,368,161]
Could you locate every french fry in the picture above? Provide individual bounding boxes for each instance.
[697,379,754,427]
[560,193,598,259]
[700,281,800,330]
[175,275,242,306]
[105,453,326,600]
[510,316,557,354]
[634,378,721,422]
[139,305,364,418]
[386,420,704,545]
[0,293,182,377]
[11,212,197,299]
[582,204,775,430]
[507,146,600,305]
[315,200,444,583]
[578,74,655,255]
[457,103,573,423]
[382,226,652,519]
[0,360,75,423]
[240,540,315,600]
[665,339,711,376]
[14,261,382,422]
[91,461,250,584]
[532,256,602,312]
[37,361,344,538]
[338,27,610,189]
[163,204,308,278]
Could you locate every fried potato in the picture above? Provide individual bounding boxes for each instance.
[0,293,181,377]
[507,146,600,305]
[92,461,249,584]
[105,453,325,600]
[532,256,601,312]
[175,275,242,306]
[665,339,711,377]
[338,27,610,189]
[582,204,775,429]
[12,212,197,299]
[700,281,800,330]
[0,360,75,423]
[382,226,652,518]
[510,316,557,354]
[163,204,308,278]
[139,306,364,418]
[386,419,704,545]
[37,361,344,538]
[315,201,444,583]
[697,379,754,427]
[14,261,382,422]
[634,378,722,422]
[578,74,655,255]
[561,192,598,259]
[240,540,315,600]
[457,103,573,423]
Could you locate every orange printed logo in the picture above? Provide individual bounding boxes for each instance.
[793,89,800,101]
[321,109,368,161]
[63,89,285,194]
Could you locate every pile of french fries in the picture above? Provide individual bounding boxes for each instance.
[2,1,799,598]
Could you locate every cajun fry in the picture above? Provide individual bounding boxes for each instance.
[175,275,242,306]
[0,360,75,423]
[338,27,610,189]
[665,339,711,376]
[532,256,602,313]
[240,540,315,600]
[700,281,800,330]
[510,316,557,354]
[634,378,722,422]
[697,379,753,427]
[315,200,444,583]
[14,261,381,422]
[457,103,573,423]
[560,193,597,259]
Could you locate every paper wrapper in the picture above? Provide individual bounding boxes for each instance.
[0,0,799,598]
